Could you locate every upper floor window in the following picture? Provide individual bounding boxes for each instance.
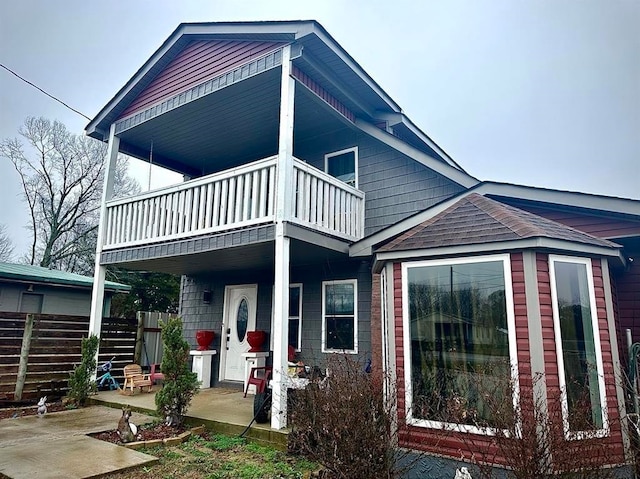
[325,147,358,188]
[549,255,608,438]
[322,279,358,353]
[402,254,518,434]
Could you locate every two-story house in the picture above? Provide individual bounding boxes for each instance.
[86,21,640,472]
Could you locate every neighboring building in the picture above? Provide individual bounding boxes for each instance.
[0,262,129,316]
[85,21,640,472]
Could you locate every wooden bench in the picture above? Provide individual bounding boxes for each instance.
[121,364,153,395]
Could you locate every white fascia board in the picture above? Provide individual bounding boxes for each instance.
[178,21,313,38]
[371,238,625,273]
[86,22,307,138]
[355,119,478,187]
[312,27,401,112]
[350,189,477,257]
[86,26,189,138]
[478,182,640,218]
[374,112,463,171]
[351,179,640,258]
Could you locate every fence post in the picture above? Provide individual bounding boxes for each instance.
[134,312,145,365]
[14,314,35,401]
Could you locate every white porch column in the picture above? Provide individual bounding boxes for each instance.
[89,124,120,370]
[271,45,295,430]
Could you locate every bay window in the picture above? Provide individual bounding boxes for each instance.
[402,254,518,432]
[549,255,607,437]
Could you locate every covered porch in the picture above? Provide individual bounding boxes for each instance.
[88,41,370,432]
[95,232,361,431]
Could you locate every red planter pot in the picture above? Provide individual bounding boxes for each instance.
[246,330,267,352]
[195,330,215,351]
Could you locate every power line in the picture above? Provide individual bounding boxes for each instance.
[0,62,91,121]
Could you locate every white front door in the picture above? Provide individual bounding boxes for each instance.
[220,284,257,382]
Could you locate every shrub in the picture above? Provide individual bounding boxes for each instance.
[67,334,99,406]
[455,372,617,479]
[155,317,199,427]
[288,354,410,479]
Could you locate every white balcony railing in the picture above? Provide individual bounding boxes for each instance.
[103,156,364,250]
[291,158,364,240]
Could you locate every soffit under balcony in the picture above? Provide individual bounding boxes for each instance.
[101,231,350,276]
[117,68,281,176]
[116,68,358,176]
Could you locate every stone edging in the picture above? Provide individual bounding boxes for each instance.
[124,425,206,450]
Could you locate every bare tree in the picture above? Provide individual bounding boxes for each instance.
[0,117,139,274]
[0,224,14,262]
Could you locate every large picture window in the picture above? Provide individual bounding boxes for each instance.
[549,255,607,437]
[402,255,518,433]
[322,279,358,353]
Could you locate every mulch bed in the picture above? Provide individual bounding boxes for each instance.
[90,422,190,444]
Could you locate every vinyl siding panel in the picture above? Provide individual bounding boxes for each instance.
[120,40,284,118]
[502,203,640,240]
[0,282,113,316]
[100,225,275,266]
[537,254,625,464]
[179,258,372,385]
[295,128,464,236]
[391,252,626,466]
[613,246,640,350]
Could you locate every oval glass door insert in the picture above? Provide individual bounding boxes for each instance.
[236,298,248,342]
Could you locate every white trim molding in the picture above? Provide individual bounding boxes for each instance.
[321,279,358,354]
[324,146,358,189]
[401,253,520,436]
[548,254,609,440]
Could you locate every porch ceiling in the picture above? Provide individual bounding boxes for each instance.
[117,69,357,176]
[103,236,350,276]
[117,68,282,174]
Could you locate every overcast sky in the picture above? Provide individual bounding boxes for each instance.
[1,0,638,259]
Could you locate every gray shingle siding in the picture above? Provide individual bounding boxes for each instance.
[101,225,275,265]
[295,128,464,237]
[179,257,372,385]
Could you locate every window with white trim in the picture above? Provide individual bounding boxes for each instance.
[549,255,608,437]
[325,147,358,188]
[402,254,519,434]
[289,284,303,351]
[322,279,358,353]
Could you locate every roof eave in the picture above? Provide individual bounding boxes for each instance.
[372,237,626,273]
[478,182,640,217]
[86,20,405,138]
[0,276,130,292]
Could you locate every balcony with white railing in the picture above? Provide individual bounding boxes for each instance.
[103,156,365,251]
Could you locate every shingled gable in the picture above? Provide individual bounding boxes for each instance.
[376,193,620,253]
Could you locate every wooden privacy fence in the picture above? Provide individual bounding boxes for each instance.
[136,311,179,369]
[0,312,137,400]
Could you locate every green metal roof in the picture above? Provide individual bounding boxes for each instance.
[0,263,131,292]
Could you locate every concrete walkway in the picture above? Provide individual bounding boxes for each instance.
[90,388,288,448]
[0,406,157,479]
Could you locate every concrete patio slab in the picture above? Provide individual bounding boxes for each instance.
[0,406,157,479]
[90,388,289,448]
